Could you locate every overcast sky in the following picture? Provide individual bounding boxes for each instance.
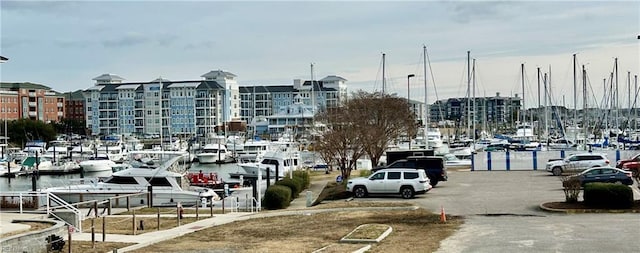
[1,0,639,109]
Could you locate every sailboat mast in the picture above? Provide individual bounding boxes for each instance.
[159,78,163,150]
[582,65,587,147]
[537,67,541,140]
[382,53,386,95]
[466,51,471,139]
[521,63,525,125]
[544,73,549,139]
[633,75,638,131]
[615,58,619,138]
[423,45,429,149]
[573,54,577,129]
[628,71,631,129]
[472,59,476,141]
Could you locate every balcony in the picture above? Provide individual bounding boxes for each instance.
[29,92,36,97]
[57,112,63,116]
[57,102,63,107]
[28,111,37,117]
[28,102,37,107]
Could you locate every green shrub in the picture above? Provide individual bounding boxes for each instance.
[584,182,633,209]
[263,185,292,210]
[293,170,310,189]
[276,177,303,198]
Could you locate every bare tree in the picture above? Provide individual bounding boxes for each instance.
[559,163,582,203]
[314,91,416,180]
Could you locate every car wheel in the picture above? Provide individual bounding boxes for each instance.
[400,187,415,199]
[353,186,367,198]
[552,167,562,176]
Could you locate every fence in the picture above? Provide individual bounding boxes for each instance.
[471,150,637,171]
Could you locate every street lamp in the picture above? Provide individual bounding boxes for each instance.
[407,74,415,108]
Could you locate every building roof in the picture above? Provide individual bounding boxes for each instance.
[92,74,125,82]
[115,84,142,90]
[65,90,85,100]
[196,80,225,90]
[201,70,237,79]
[0,82,52,90]
[320,75,347,82]
[239,84,337,93]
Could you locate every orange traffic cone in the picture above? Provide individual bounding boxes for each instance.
[440,205,447,223]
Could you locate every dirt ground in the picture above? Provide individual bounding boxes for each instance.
[130,208,462,253]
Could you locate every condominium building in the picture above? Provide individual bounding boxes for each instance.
[62,90,85,121]
[0,82,65,122]
[84,70,239,137]
[428,92,522,127]
[239,75,347,129]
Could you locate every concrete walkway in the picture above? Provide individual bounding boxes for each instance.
[1,179,332,252]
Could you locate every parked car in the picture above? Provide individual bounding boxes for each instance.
[563,166,633,187]
[373,156,448,186]
[616,153,640,177]
[546,153,610,176]
[346,168,432,199]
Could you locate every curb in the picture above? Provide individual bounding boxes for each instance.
[538,202,640,214]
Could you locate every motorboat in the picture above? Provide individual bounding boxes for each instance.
[43,155,219,207]
[236,140,271,162]
[438,153,472,170]
[426,128,444,148]
[257,150,302,178]
[43,140,71,161]
[79,154,116,172]
[196,143,233,164]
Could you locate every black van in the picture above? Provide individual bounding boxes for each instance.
[373,156,448,186]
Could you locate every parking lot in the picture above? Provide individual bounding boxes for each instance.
[356,170,640,253]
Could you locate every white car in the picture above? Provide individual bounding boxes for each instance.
[546,153,610,176]
[346,168,432,199]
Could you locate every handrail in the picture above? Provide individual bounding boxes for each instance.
[0,191,83,233]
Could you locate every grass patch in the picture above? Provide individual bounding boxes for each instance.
[129,208,463,253]
[61,241,134,253]
[0,222,53,239]
[81,217,200,235]
[310,200,414,209]
[345,224,390,240]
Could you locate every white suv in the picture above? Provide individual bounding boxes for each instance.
[346,168,432,199]
[546,153,610,176]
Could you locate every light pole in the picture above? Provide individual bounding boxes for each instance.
[407,74,415,108]
[407,74,415,149]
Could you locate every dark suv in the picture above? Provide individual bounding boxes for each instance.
[374,156,448,186]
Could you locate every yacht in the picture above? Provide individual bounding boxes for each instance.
[79,154,116,172]
[236,140,271,163]
[438,153,472,170]
[257,150,302,178]
[196,143,232,164]
[426,128,444,148]
[43,140,71,161]
[43,155,218,207]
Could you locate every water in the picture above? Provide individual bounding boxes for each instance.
[0,162,246,192]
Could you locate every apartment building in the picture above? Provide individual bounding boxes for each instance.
[0,82,64,122]
[62,90,85,121]
[84,70,239,137]
[429,92,522,127]
[239,75,347,128]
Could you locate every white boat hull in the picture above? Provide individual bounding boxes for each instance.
[79,161,114,172]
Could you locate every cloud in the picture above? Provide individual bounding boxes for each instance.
[445,1,518,24]
[102,33,150,48]
[184,41,216,50]
[0,1,79,14]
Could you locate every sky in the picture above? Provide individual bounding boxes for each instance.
[1,0,639,109]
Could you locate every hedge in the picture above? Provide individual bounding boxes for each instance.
[263,185,292,210]
[584,182,633,209]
